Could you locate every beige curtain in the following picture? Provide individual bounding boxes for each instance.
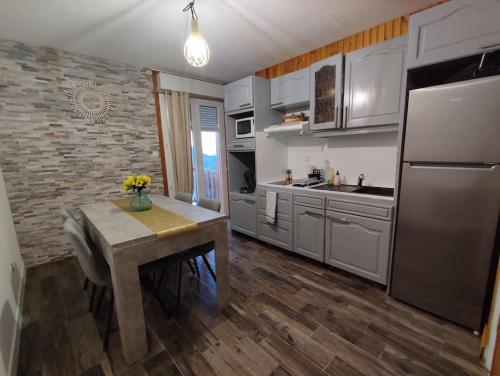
[165,91,193,194]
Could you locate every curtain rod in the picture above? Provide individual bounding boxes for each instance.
[151,68,225,86]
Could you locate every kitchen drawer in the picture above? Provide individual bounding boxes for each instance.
[257,189,293,222]
[294,194,325,209]
[258,215,293,251]
[227,139,255,151]
[326,198,392,221]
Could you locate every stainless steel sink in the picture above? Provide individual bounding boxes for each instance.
[310,184,359,193]
[353,186,394,197]
[310,184,394,197]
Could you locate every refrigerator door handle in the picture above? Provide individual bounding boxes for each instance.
[408,162,497,171]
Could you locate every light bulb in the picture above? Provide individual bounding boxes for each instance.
[184,19,210,67]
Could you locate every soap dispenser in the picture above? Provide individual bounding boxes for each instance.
[334,170,341,186]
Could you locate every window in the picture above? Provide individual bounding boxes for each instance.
[190,100,225,207]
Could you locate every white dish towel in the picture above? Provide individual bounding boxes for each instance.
[266,191,277,224]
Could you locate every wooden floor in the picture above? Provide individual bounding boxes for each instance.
[18,231,488,376]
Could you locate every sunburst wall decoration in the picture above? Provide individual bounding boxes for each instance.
[66,80,113,122]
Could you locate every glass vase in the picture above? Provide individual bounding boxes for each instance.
[130,190,152,212]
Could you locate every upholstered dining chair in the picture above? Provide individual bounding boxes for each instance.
[64,218,115,350]
[60,207,107,292]
[196,198,220,282]
[174,192,193,204]
[168,194,220,315]
[173,192,201,276]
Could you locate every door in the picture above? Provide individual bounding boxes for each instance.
[224,76,253,112]
[230,193,257,237]
[325,211,391,284]
[404,75,500,163]
[190,99,227,210]
[271,68,310,109]
[294,205,325,261]
[408,0,500,69]
[309,54,343,131]
[258,215,293,251]
[344,36,407,128]
[391,162,500,329]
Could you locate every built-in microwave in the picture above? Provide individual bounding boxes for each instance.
[235,117,255,139]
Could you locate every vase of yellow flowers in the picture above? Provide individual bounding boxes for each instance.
[121,175,153,212]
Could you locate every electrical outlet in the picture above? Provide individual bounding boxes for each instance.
[305,155,311,163]
[152,151,159,157]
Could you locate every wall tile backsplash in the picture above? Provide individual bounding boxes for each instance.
[0,39,163,267]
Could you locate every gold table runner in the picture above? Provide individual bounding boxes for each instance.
[113,198,198,239]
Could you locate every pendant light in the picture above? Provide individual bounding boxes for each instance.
[183,0,210,67]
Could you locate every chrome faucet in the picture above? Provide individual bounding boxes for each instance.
[357,173,365,187]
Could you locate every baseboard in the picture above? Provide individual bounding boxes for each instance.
[7,262,25,376]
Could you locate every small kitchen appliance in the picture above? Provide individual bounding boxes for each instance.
[239,169,256,193]
[235,117,255,139]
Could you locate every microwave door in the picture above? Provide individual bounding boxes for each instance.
[236,118,254,138]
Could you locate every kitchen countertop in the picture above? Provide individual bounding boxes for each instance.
[257,181,395,205]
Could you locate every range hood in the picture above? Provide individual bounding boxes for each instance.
[263,121,309,135]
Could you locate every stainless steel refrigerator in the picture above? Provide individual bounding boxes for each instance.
[391,75,500,331]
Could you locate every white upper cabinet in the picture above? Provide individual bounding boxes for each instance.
[309,53,344,131]
[270,68,310,109]
[344,35,408,128]
[408,0,500,69]
[224,76,253,113]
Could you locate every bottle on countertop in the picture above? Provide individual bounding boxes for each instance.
[285,169,293,185]
[327,167,335,185]
[334,170,341,186]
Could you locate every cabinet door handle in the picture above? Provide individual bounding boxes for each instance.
[305,210,321,217]
[480,42,500,52]
[331,216,348,223]
[344,105,349,127]
[335,106,339,128]
[239,103,251,107]
[233,144,244,148]
[271,102,284,106]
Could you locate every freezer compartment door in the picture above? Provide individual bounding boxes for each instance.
[404,75,500,163]
[391,163,500,330]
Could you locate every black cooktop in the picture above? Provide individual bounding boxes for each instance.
[311,184,394,197]
[311,184,359,193]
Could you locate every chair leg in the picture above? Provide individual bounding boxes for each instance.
[176,262,183,317]
[89,283,96,312]
[94,286,107,316]
[155,265,166,292]
[83,277,89,291]
[192,257,200,277]
[103,292,114,351]
[186,259,196,275]
[202,254,217,282]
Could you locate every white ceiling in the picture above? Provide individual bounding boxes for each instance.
[0,0,437,83]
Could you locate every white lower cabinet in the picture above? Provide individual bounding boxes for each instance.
[258,215,293,251]
[293,204,325,262]
[230,193,257,237]
[325,211,391,284]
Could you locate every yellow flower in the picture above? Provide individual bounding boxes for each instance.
[120,174,151,192]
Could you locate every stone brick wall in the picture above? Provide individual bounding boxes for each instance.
[0,39,163,267]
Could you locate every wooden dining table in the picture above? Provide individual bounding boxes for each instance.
[79,194,229,364]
